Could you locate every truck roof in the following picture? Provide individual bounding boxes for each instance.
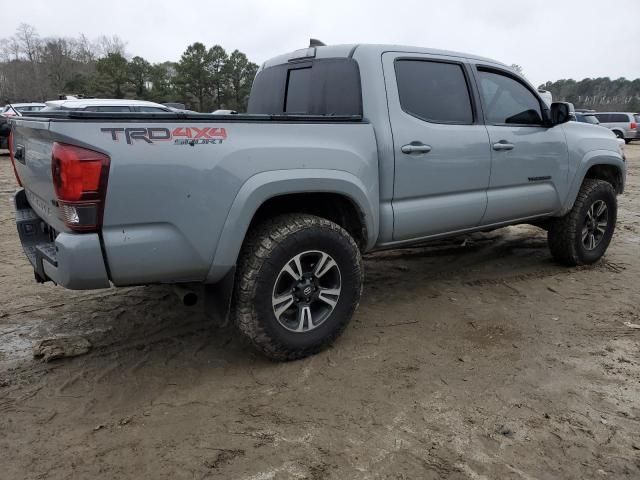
[262,43,507,69]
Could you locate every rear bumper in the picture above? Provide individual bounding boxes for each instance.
[624,129,639,139]
[14,189,110,289]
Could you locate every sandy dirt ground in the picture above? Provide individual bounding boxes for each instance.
[0,145,639,480]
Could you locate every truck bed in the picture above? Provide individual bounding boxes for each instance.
[10,111,378,288]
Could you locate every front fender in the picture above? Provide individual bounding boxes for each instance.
[205,168,379,283]
[561,150,625,215]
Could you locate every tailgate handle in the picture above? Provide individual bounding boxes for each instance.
[15,144,25,164]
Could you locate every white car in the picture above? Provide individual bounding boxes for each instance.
[1,103,47,148]
[42,99,173,113]
[2,103,47,116]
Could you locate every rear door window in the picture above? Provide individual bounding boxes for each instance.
[477,69,543,125]
[394,60,474,124]
[610,113,628,122]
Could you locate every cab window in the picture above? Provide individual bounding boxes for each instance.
[477,69,543,125]
[395,59,474,124]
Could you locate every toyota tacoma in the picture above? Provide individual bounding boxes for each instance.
[9,43,626,360]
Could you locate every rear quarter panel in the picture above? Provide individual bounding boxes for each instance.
[45,120,380,285]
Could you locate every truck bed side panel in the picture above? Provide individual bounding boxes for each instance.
[35,119,379,285]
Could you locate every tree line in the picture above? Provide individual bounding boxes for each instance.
[539,78,640,112]
[2,24,638,113]
[0,24,258,112]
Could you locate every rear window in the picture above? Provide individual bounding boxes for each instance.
[395,59,473,124]
[248,58,362,116]
[634,114,640,123]
[285,67,312,113]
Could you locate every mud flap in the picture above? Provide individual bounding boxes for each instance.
[203,267,236,327]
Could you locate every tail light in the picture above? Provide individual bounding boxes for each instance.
[8,132,23,187]
[631,122,637,130]
[51,142,110,232]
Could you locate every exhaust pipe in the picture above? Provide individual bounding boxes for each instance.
[173,285,198,306]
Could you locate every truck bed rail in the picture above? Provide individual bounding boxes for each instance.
[18,111,364,123]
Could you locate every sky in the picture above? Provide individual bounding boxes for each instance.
[2,0,639,88]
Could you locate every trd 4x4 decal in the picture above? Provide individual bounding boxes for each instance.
[101,126,227,145]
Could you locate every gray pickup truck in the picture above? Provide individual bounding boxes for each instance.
[9,43,626,360]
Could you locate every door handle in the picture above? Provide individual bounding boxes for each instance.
[401,143,432,154]
[492,141,515,151]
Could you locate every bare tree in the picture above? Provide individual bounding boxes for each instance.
[15,23,41,63]
[96,35,128,58]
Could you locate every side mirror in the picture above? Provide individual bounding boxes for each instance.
[549,102,571,125]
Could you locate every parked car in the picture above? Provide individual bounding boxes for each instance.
[0,103,46,149]
[41,98,173,113]
[9,42,626,360]
[2,103,47,115]
[592,112,639,143]
[574,112,601,125]
[537,89,553,107]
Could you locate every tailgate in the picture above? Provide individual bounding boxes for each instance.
[10,118,66,233]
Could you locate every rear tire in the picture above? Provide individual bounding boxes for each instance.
[234,213,363,361]
[547,179,617,266]
[624,139,631,144]
[613,130,624,139]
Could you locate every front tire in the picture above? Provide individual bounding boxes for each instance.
[547,179,617,266]
[234,214,363,361]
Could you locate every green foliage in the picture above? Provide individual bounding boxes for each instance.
[128,56,151,98]
[174,43,258,111]
[148,62,177,103]
[175,42,211,111]
[95,53,129,98]
[207,45,228,110]
[224,50,259,111]
[539,77,640,112]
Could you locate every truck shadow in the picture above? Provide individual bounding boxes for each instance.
[3,224,569,384]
